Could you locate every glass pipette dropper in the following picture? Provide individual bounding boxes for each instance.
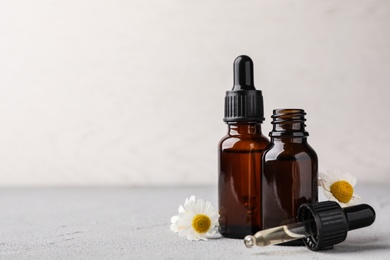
[244,220,310,247]
[244,201,375,251]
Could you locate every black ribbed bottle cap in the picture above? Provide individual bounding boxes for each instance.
[223,55,264,123]
[298,201,348,251]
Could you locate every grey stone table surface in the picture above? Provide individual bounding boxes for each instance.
[0,184,389,259]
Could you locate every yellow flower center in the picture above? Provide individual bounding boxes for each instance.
[330,180,354,203]
[192,214,211,234]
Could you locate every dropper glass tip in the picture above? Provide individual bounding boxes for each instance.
[244,235,255,248]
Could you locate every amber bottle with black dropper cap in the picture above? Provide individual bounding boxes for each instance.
[262,109,318,245]
[218,55,269,239]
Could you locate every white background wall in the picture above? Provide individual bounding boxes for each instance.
[0,0,389,186]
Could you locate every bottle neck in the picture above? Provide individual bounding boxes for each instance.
[269,109,308,137]
[270,136,307,144]
[227,122,263,136]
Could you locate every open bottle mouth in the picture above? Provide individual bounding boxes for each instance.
[271,109,306,122]
[270,108,308,137]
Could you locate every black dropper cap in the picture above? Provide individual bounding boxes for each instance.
[223,55,264,123]
[298,201,376,251]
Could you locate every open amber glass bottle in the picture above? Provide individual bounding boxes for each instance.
[262,109,318,245]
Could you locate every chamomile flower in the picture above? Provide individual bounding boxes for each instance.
[319,169,361,207]
[170,195,219,241]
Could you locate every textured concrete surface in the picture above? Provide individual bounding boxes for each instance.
[1,184,389,259]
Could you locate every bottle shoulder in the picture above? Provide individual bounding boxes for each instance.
[263,142,317,161]
[219,134,269,151]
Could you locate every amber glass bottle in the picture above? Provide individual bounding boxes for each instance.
[218,55,269,239]
[262,109,318,238]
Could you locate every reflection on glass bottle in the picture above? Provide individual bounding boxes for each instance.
[219,123,269,238]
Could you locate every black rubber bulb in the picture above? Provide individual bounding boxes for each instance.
[224,55,264,123]
[344,204,376,231]
[233,55,256,90]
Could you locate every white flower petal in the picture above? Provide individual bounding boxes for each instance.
[187,231,198,241]
[204,201,212,215]
[184,196,196,209]
[183,199,190,211]
[207,227,218,236]
[319,179,330,191]
[349,194,361,205]
[170,222,179,232]
[177,217,192,227]
[178,205,185,213]
[322,171,335,182]
[209,212,219,221]
[199,235,208,241]
[340,172,356,185]
[319,173,332,189]
[171,215,179,224]
[345,173,357,187]
[207,230,222,239]
[319,172,331,182]
[197,199,205,214]
[338,202,348,208]
[178,226,192,237]
[353,193,362,200]
[322,188,333,200]
[170,196,220,241]
[178,212,194,221]
[186,200,198,214]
